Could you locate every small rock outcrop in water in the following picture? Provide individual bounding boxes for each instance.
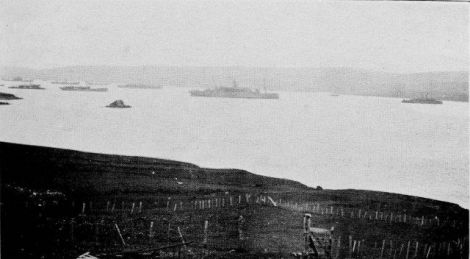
[106,100,131,108]
[0,101,9,105]
[0,92,22,100]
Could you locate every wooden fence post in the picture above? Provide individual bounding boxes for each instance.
[380,240,385,259]
[95,222,100,244]
[167,222,171,246]
[203,220,209,246]
[349,235,353,258]
[405,240,410,259]
[70,219,75,243]
[115,224,126,247]
[149,221,154,239]
[177,226,187,251]
[426,245,432,258]
[238,215,245,241]
[138,201,142,213]
[131,202,135,214]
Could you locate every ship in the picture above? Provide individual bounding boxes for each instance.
[402,94,442,104]
[117,84,162,89]
[9,84,44,90]
[190,80,279,99]
[60,86,108,92]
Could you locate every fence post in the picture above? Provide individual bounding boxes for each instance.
[149,221,154,239]
[115,224,126,247]
[238,215,245,241]
[177,227,187,251]
[203,220,209,245]
[131,202,135,214]
[426,245,432,258]
[95,222,100,244]
[70,219,75,243]
[81,202,86,215]
[349,235,353,258]
[405,240,410,259]
[380,240,385,259]
[335,235,341,259]
[167,222,171,246]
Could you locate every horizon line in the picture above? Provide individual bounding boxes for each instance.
[1,65,468,75]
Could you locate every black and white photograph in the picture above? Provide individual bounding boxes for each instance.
[0,0,468,258]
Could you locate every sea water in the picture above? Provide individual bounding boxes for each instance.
[0,81,468,208]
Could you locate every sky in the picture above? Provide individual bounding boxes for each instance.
[0,0,468,73]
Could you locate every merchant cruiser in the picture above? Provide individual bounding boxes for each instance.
[190,80,279,99]
[402,93,442,104]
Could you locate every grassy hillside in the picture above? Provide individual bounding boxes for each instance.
[1,142,468,258]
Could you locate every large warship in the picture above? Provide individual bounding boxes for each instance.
[190,80,279,99]
[402,94,442,104]
[60,86,108,92]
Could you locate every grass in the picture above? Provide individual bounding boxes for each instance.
[0,141,468,258]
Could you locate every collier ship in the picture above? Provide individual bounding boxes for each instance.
[60,86,108,92]
[190,80,279,99]
[9,84,44,90]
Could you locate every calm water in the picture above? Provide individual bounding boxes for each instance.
[1,80,468,208]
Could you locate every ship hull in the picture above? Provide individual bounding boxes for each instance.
[402,99,442,104]
[190,90,279,99]
[9,85,44,90]
[60,87,108,92]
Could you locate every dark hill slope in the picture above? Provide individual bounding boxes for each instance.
[0,142,309,196]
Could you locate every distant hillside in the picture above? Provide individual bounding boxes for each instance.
[1,66,468,101]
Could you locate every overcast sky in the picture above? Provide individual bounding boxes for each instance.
[1,0,468,73]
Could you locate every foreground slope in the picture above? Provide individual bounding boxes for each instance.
[1,142,468,258]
